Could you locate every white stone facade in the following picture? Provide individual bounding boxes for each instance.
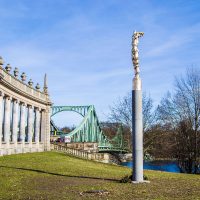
[0,57,52,156]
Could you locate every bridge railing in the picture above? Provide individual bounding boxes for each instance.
[52,144,88,158]
[98,146,129,153]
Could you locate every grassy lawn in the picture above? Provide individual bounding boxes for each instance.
[0,151,200,200]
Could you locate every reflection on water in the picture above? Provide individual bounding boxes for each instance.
[121,160,181,173]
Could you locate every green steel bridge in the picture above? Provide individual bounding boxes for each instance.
[50,105,128,153]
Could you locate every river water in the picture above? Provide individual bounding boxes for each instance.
[121,160,181,173]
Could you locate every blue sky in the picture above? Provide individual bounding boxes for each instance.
[1,0,200,127]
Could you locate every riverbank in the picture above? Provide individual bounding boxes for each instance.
[122,160,181,173]
[0,151,200,199]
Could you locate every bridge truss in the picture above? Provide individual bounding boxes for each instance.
[51,105,127,152]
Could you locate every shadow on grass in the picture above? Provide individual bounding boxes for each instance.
[0,165,120,182]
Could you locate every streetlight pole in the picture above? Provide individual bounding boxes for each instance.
[131,31,145,183]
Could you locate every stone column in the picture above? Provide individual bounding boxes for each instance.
[41,106,51,151]
[46,106,51,151]
[4,96,11,149]
[0,91,4,150]
[35,108,40,149]
[12,99,19,147]
[27,105,33,149]
[44,106,51,151]
[40,109,46,145]
[19,103,26,145]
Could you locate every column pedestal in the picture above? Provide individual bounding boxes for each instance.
[132,77,149,183]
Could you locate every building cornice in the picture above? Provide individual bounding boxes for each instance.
[0,67,52,106]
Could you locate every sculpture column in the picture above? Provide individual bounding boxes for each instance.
[0,91,3,150]
[19,103,26,150]
[4,96,11,149]
[27,105,33,149]
[12,99,19,148]
[131,31,147,183]
[35,108,41,149]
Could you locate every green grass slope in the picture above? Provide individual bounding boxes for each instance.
[0,151,199,200]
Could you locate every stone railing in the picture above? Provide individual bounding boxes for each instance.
[0,62,48,104]
[52,144,112,163]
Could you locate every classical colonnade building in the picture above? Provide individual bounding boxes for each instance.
[0,56,52,155]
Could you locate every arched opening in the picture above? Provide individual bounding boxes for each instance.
[51,111,83,134]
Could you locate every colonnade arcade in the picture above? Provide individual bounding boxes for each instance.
[0,92,44,147]
[0,56,52,155]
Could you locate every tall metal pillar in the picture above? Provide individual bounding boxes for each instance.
[132,77,143,182]
[131,31,147,183]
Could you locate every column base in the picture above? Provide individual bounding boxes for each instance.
[132,180,150,184]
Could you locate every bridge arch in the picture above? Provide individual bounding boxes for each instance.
[51,106,90,118]
[51,105,111,146]
[51,105,127,152]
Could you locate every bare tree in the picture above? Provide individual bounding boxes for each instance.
[157,68,200,174]
[108,92,156,152]
[108,92,154,131]
[108,93,132,129]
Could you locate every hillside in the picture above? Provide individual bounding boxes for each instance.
[0,152,199,200]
